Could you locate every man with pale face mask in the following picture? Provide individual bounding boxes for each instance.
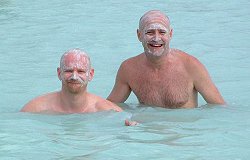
[108,10,225,108]
[21,49,122,113]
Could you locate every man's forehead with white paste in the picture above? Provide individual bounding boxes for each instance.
[139,10,171,32]
[60,49,91,71]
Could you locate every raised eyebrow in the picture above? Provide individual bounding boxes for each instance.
[145,29,154,33]
[146,28,154,31]
[158,28,168,31]
[62,67,73,70]
[146,28,167,31]
[63,69,73,72]
[78,68,88,71]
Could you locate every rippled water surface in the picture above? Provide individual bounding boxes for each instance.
[1,0,250,159]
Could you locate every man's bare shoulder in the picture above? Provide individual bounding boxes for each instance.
[121,53,144,68]
[171,48,194,59]
[89,93,122,112]
[171,48,203,67]
[172,48,208,80]
[116,54,144,80]
[21,92,59,113]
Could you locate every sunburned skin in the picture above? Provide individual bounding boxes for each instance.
[141,23,171,57]
[143,23,169,34]
[59,50,92,87]
[107,10,226,109]
[61,52,91,70]
[62,68,87,86]
[138,11,172,58]
[21,48,134,123]
[139,10,170,31]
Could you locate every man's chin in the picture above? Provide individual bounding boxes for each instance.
[67,84,87,93]
[146,50,164,57]
[68,88,84,94]
[144,47,165,56]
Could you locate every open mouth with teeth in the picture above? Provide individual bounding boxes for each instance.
[149,43,163,48]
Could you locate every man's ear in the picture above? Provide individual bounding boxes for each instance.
[169,27,173,40]
[57,67,62,80]
[137,29,142,42]
[88,68,94,81]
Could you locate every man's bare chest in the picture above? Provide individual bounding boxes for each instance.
[129,70,191,108]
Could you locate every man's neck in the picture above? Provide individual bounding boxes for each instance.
[144,49,172,69]
[59,89,89,113]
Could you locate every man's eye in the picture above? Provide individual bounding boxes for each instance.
[146,31,153,35]
[78,70,86,73]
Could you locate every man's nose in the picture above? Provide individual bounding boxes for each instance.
[72,71,78,79]
[152,32,161,41]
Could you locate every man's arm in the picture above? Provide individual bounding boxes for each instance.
[190,57,225,105]
[107,62,131,103]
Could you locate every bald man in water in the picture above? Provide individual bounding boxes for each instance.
[21,49,122,113]
[108,10,225,108]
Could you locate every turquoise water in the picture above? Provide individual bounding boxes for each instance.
[1,0,250,159]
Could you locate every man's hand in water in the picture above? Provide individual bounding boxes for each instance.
[125,119,138,126]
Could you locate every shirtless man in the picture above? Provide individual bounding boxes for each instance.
[21,49,122,113]
[108,10,225,108]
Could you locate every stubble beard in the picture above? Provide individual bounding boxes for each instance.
[66,83,87,94]
[62,78,89,94]
[143,42,168,57]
